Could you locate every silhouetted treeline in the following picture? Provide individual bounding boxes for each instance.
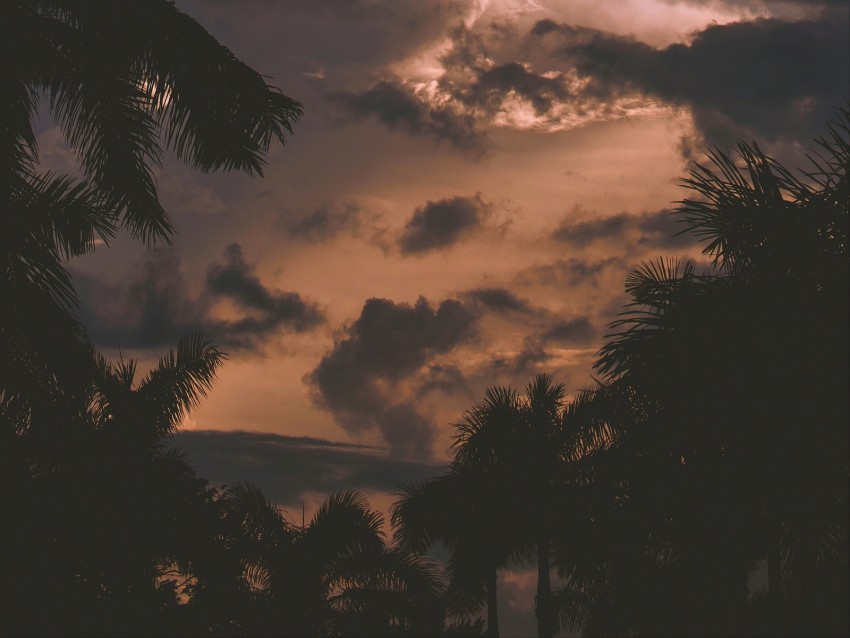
[2,1,848,636]
[393,108,849,637]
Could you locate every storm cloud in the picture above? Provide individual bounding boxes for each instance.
[458,61,571,116]
[551,209,697,250]
[517,257,625,289]
[174,429,445,510]
[463,287,538,316]
[541,317,596,345]
[398,194,491,255]
[534,12,849,145]
[331,8,847,153]
[206,244,323,335]
[328,80,483,152]
[75,244,323,352]
[284,203,363,243]
[307,296,477,457]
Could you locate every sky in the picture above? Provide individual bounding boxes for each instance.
[37,0,848,633]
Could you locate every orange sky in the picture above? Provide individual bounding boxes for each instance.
[38,1,846,632]
[44,0,844,463]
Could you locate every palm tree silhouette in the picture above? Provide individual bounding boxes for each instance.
[1,334,230,635]
[450,375,568,638]
[4,0,302,244]
[225,485,448,636]
[393,470,519,637]
[585,106,849,635]
[2,5,304,626]
[1,0,302,453]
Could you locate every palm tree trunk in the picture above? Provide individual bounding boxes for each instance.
[766,497,781,606]
[536,533,554,638]
[485,569,500,637]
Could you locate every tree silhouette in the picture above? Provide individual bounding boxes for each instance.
[1,335,232,635]
[224,485,448,636]
[1,0,302,448]
[574,106,850,636]
[450,375,573,638]
[1,2,302,634]
[393,470,518,637]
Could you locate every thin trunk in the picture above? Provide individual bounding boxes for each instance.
[767,498,781,606]
[767,529,781,604]
[537,533,554,638]
[485,569,499,637]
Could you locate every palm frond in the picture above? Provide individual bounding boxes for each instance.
[12,0,302,245]
[3,171,116,308]
[137,332,225,435]
[305,490,385,560]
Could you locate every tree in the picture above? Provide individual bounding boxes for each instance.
[451,375,569,638]
[1,335,233,635]
[224,485,448,636]
[1,0,302,441]
[573,106,850,635]
[1,5,303,630]
[393,471,517,637]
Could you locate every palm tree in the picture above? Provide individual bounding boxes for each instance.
[3,0,302,244]
[2,5,304,632]
[1,333,230,635]
[393,471,518,637]
[224,485,448,636]
[586,107,849,634]
[450,375,568,638]
[1,0,303,449]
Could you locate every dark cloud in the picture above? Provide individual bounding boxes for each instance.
[660,0,848,14]
[552,213,630,244]
[430,23,585,129]
[462,287,538,315]
[177,0,475,89]
[284,203,363,243]
[417,363,472,397]
[517,257,624,289]
[173,429,445,510]
[488,312,597,377]
[398,194,491,255]
[459,62,570,116]
[206,244,323,336]
[307,296,477,457]
[75,250,199,350]
[75,244,323,352]
[536,13,849,145]
[328,80,484,152]
[491,337,552,377]
[540,317,596,345]
[551,210,696,249]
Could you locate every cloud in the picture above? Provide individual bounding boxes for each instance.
[462,287,538,316]
[328,80,484,152]
[541,317,596,345]
[307,296,477,458]
[283,202,363,243]
[330,10,846,149]
[486,313,597,378]
[551,209,697,250]
[75,244,323,352]
[206,244,323,337]
[417,363,472,397]
[537,13,849,145]
[179,0,476,86]
[491,337,553,377]
[516,257,625,289]
[173,429,445,510]
[75,250,202,350]
[398,194,491,255]
[458,62,571,116]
